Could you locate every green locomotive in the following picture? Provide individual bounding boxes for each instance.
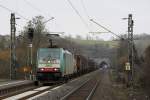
[36,48,76,84]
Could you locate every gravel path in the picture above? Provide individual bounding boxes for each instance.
[91,70,127,100]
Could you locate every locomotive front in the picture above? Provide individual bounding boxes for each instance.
[36,48,62,83]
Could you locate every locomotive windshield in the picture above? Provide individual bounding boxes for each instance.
[37,48,61,68]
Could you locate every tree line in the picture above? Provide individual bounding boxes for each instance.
[116,34,150,94]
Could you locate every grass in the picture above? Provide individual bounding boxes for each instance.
[109,69,129,100]
[109,69,119,82]
[109,69,149,100]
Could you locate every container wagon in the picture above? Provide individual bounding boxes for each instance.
[35,48,76,84]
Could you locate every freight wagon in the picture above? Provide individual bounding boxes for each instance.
[35,48,76,85]
[75,55,97,75]
[75,55,88,74]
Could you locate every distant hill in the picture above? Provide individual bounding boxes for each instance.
[71,38,119,48]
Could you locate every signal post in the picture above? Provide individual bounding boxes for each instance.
[28,28,34,80]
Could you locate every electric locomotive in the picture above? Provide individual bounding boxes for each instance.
[35,48,76,85]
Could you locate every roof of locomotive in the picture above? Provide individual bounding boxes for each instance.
[38,48,72,54]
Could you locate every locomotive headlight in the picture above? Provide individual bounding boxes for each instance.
[48,61,51,63]
[40,68,44,71]
[54,68,58,71]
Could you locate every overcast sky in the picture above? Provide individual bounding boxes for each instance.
[0,0,150,40]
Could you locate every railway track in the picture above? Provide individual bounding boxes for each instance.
[60,74,100,100]
[1,70,101,100]
[3,79,92,100]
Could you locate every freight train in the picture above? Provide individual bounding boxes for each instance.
[35,48,97,85]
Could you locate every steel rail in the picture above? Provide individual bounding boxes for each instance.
[86,80,100,100]
[60,79,90,100]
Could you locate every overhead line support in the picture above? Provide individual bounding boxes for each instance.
[90,19,124,40]
[10,13,16,80]
[127,14,134,84]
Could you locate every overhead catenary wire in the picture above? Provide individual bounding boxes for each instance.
[0,1,54,22]
[80,0,90,20]
[66,0,90,31]
[23,0,65,33]
[23,0,43,14]
[0,3,45,32]
[0,4,29,21]
[0,2,57,37]
[0,3,55,27]
[80,0,94,38]
[90,19,124,39]
[0,3,30,33]
[23,0,53,17]
[23,0,55,24]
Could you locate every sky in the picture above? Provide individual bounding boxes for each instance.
[0,0,150,40]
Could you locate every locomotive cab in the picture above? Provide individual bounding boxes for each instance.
[35,48,75,85]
